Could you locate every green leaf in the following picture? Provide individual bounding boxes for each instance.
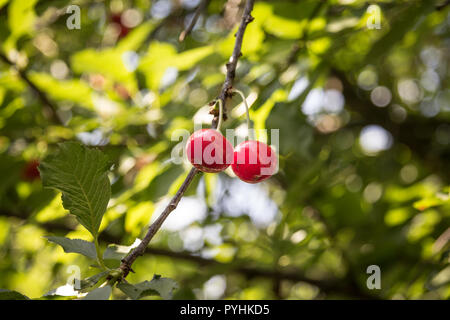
[81,285,112,300]
[116,21,156,52]
[117,276,178,300]
[0,0,9,10]
[413,192,449,211]
[139,42,214,90]
[384,207,412,227]
[39,142,111,238]
[124,202,154,236]
[71,48,137,92]
[45,236,97,260]
[7,0,38,38]
[218,22,264,57]
[0,289,30,300]
[28,72,94,110]
[251,1,316,40]
[252,89,287,132]
[79,271,109,292]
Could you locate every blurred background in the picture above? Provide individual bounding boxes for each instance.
[0,0,449,299]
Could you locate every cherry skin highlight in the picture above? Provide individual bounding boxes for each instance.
[186,129,234,173]
[231,140,277,184]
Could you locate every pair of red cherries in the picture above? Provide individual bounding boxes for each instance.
[186,91,277,184]
[186,129,277,184]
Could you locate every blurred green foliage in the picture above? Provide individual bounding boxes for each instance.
[0,0,449,299]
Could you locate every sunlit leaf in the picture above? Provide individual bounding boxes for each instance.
[39,142,111,237]
[384,207,412,226]
[124,201,154,235]
[117,276,178,300]
[116,21,156,52]
[79,271,109,292]
[5,0,38,49]
[45,236,97,259]
[35,195,66,223]
[0,289,30,300]
[71,49,137,92]
[29,72,94,110]
[81,285,112,300]
[0,0,9,10]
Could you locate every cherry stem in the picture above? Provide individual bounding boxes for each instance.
[215,99,224,132]
[233,89,254,140]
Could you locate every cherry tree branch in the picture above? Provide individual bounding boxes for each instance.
[212,0,255,127]
[179,0,210,42]
[119,167,199,277]
[436,0,450,10]
[118,0,256,279]
[0,208,379,298]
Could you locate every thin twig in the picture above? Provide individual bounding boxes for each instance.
[0,208,377,298]
[119,167,199,277]
[436,0,450,10]
[118,0,256,280]
[212,0,255,128]
[140,4,206,51]
[0,52,62,125]
[179,0,210,42]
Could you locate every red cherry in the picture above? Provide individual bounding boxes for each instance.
[231,141,277,184]
[22,159,41,181]
[110,13,130,39]
[111,13,122,24]
[186,129,234,173]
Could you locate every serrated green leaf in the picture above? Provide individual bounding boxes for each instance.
[0,289,30,300]
[46,236,97,260]
[117,276,178,300]
[39,142,111,237]
[81,285,112,300]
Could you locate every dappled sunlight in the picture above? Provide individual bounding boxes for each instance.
[0,0,448,302]
[359,125,392,155]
